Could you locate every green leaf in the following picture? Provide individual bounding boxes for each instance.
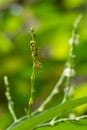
[74,83,87,114]
[7,97,87,130]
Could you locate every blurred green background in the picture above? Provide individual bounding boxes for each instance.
[0,0,87,129]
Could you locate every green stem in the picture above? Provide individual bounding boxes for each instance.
[28,27,36,116]
[62,46,74,103]
[4,76,17,122]
[62,14,83,103]
[32,72,65,115]
[29,59,36,116]
[34,115,87,129]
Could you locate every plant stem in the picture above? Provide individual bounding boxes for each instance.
[4,76,17,122]
[62,14,83,103]
[28,27,37,116]
[28,59,36,116]
[32,71,65,115]
[34,115,87,129]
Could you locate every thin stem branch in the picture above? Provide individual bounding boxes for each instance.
[34,115,87,129]
[4,76,18,122]
[32,71,65,115]
[62,14,83,103]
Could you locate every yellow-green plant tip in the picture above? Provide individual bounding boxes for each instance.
[30,26,34,33]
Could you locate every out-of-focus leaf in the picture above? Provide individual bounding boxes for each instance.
[1,56,24,73]
[5,16,22,33]
[0,106,12,130]
[0,0,14,6]
[0,33,13,53]
[74,83,87,114]
[63,0,84,8]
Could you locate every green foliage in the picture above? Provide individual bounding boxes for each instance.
[0,0,87,130]
[6,97,87,130]
[3,14,87,130]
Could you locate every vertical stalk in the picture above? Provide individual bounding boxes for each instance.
[29,59,36,116]
[62,14,83,103]
[28,27,37,116]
